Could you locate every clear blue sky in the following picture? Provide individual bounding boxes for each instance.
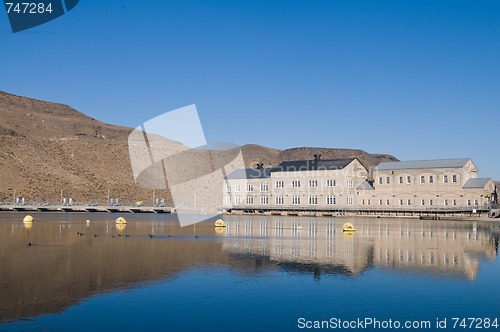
[1,1,499,179]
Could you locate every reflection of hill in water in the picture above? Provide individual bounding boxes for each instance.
[0,214,498,323]
[222,217,498,280]
[0,214,265,322]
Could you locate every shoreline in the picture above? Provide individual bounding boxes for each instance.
[1,206,498,223]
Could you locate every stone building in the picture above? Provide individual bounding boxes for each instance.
[224,156,497,213]
[223,155,368,211]
[358,158,497,210]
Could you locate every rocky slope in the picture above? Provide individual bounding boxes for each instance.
[0,91,397,204]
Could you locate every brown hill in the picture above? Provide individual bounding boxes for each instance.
[0,91,169,204]
[0,91,398,204]
[237,145,397,170]
[277,147,397,170]
[238,144,281,167]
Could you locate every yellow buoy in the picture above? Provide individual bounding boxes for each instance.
[214,219,226,227]
[115,216,127,224]
[23,215,34,223]
[342,222,355,232]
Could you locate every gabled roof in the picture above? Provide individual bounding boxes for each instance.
[271,158,360,172]
[225,168,271,180]
[357,181,374,190]
[463,178,494,189]
[375,158,472,171]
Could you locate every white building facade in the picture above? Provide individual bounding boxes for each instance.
[224,157,497,213]
[224,157,368,211]
[359,158,497,211]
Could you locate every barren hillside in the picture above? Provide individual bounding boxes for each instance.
[0,91,170,204]
[0,91,398,204]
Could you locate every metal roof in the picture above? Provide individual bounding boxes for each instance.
[375,158,471,171]
[357,181,374,190]
[271,158,357,172]
[463,178,493,188]
[225,168,271,179]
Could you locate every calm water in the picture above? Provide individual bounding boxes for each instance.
[0,213,499,331]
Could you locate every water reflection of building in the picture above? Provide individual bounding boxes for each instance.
[0,214,497,323]
[223,218,372,275]
[222,217,498,281]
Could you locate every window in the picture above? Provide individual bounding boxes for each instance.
[226,184,231,192]
[444,199,448,206]
[234,184,241,192]
[224,196,231,205]
[474,199,478,207]
[399,199,403,206]
[386,177,390,185]
[309,195,318,205]
[275,181,284,188]
[379,199,383,206]
[347,180,353,188]
[260,182,269,192]
[326,179,336,187]
[326,195,336,205]
[246,183,253,192]
[378,177,383,185]
[291,180,301,188]
[467,199,471,206]
[260,195,269,205]
[386,199,390,206]
[429,199,433,206]
[309,180,318,188]
[367,199,371,206]
[246,195,254,205]
[420,176,425,184]
[443,175,448,183]
[421,199,425,206]
[347,194,354,206]
[452,175,457,183]
[399,176,403,184]
[275,196,284,205]
[453,199,457,206]
[429,176,434,184]
[407,176,411,184]
[407,199,411,206]
[234,195,241,205]
[291,195,301,205]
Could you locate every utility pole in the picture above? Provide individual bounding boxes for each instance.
[13,189,16,205]
[60,190,63,205]
[152,190,155,206]
[107,189,110,205]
